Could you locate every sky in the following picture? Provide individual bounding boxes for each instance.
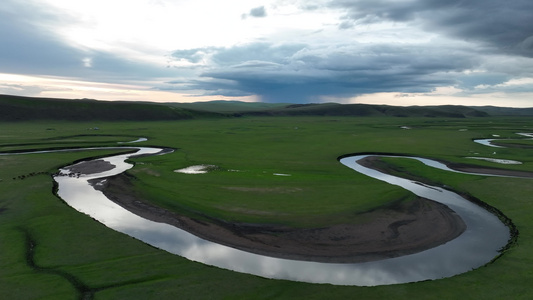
[1,0,533,107]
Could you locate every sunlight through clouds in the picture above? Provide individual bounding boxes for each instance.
[0,73,251,102]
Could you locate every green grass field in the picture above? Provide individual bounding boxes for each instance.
[1,116,533,299]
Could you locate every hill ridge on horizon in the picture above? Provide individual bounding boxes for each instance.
[1,94,532,121]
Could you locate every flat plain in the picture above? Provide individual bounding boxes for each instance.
[1,115,533,299]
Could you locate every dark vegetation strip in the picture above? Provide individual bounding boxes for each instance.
[41,134,144,141]
[0,145,139,155]
[18,227,169,299]
[457,192,519,261]
[18,227,94,300]
[0,134,144,150]
[11,171,51,181]
[489,141,533,149]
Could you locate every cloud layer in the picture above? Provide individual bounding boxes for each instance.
[332,0,533,56]
[163,0,533,103]
[167,42,481,102]
[2,0,533,105]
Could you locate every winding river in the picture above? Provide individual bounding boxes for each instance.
[3,136,528,286]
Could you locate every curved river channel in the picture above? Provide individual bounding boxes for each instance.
[43,140,526,286]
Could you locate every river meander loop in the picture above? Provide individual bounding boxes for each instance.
[2,136,525,286]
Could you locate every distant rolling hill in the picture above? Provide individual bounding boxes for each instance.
[469,106,533,116]
[168,100,289,113]
[168,101,491,118]
[235,103,490,118]
[2,94,532,121]
[0,94,221,121]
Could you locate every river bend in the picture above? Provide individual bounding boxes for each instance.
[50,146,515,286]
[0,136,522,285]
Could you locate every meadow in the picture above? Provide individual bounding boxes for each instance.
[1,116,533,299]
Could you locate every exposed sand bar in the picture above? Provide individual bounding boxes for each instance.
[63,159,116,175]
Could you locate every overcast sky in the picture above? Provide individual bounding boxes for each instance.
[1,0,533,106]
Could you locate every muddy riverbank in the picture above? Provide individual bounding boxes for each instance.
[91,171,466,263]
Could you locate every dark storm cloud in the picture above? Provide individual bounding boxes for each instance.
[250,6,267,18]
[242,6,267,19]
[331,0,533,57]
[456,73,511,91]
[161,76,256,97]
[167,42,480,102]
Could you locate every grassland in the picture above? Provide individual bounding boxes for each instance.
[1,115,533,299]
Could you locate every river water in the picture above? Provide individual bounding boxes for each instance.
[52,147,512,286]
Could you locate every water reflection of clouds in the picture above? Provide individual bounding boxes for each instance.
[118,137,148,144]
[54,148,510,286]
[474,139,504,148]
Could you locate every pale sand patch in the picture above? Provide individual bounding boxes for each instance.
[118,137,148,144]
[174,165,216,174]
[517,133,533,138]
[465,157,522,165]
